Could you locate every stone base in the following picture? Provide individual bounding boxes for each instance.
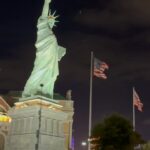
[5,98,74,150]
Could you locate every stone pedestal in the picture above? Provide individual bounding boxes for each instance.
[0,122,8,150]
[5,97,74,150]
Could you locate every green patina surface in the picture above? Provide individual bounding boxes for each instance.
[22,0,66,100]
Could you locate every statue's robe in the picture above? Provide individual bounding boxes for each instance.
[22,17,66,98]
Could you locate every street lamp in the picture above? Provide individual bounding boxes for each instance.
[81,141,87,146]
[81,141,87,150]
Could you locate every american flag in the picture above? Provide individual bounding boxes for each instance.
[133,88,143,112]
[93,58,109,79]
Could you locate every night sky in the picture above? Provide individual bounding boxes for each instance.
[1,0,150,149]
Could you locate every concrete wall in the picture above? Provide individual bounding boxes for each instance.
[0,123,8,150]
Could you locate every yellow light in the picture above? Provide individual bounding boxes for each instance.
[0,115,12,123]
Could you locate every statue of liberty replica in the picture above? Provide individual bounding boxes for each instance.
[22,0,66,99]
[5,0,74,150]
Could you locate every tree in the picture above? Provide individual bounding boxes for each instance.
[142,141,150,150]
[91,114,144,150]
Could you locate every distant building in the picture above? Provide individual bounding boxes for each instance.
[0,96,11,150]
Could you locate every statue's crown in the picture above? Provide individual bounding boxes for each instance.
[48,10,59,21]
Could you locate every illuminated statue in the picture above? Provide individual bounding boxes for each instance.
[22,0,66,99]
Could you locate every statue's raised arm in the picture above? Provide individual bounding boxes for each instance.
[21,0,66,100]
[41,0,51,18]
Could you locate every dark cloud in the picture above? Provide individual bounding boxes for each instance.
[69,0,150,83]
[143,119,150,125]
[75,0,150,31]
[60,29,150,83]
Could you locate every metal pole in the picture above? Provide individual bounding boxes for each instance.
[36,84,43,150]
[36,102,42,150]
[88,51,94,150]
[133,87,135,131]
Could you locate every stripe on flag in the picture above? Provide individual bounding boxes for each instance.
[133,88,143,112]
[93,58,109,79]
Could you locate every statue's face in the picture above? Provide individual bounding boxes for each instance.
[48,18,55,28]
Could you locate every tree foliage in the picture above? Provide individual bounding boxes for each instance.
[91,114,144,150]
[142,142,150,150]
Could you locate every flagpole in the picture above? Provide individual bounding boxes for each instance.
[133,87,135,131]
[88,51,94,150]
